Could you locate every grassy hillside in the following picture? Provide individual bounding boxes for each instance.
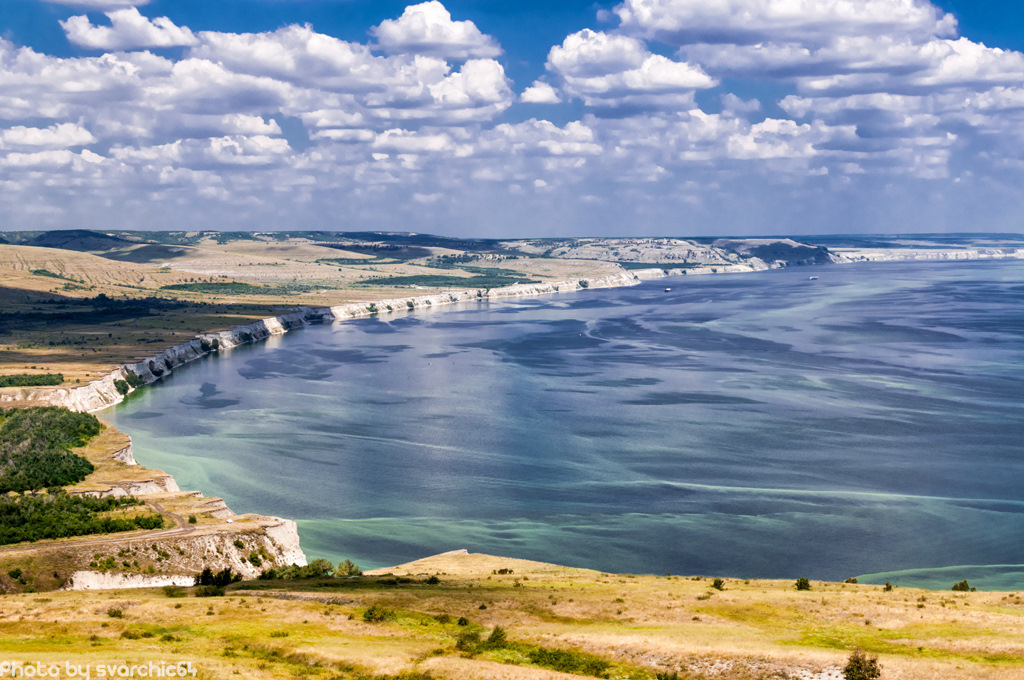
[0,552,1020,680]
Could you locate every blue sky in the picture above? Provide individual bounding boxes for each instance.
[1,0,1023,237]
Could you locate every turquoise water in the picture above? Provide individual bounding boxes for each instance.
[103,260,1024,588]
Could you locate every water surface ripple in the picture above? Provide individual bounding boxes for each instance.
[104,260,1024,588]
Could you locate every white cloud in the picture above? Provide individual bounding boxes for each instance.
[614,0,956,45]
[547,29,715,108]
[4,1,1024,234]
[112,135,292,167]
[61,8,198,51]
[373,129,453,154]
[219,114,282,136]
[521,81,562,104]
[371,1,501,59]
[0,123,96,149]
[721,93,761,114]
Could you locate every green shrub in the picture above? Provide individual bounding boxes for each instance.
[233,539,244,550]
[194,567,240,588]
[843,647,881,680]
[114,379,130,395]
[483,625,507,649]
[0,374,63,388]
[712,578,725,590]
[107,608,123,618]
[526,647,610,677]
[952,579,975,592]
[163,585,185,598]
[455,630,480,652]
[362,604,396,623]
[795,577,811,591]
[188,515,197,524]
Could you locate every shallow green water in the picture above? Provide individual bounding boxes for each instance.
[104,260,1024,588]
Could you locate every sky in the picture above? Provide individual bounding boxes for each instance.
[1,1,1024,237]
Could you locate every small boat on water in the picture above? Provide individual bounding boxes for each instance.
[664,287,672,292]
[808,276,819,281]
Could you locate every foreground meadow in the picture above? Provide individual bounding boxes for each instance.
[1,551,1021,680]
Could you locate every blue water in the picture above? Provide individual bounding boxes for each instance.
[102,260,1024,588]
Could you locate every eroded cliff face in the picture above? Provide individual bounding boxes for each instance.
[13,272,644,413]
[63,518,306,591]
[834,247,1024,263]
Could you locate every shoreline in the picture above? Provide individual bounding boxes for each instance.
[9,243,1024,415]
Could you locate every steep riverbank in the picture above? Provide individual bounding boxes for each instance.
[6,271,643,412]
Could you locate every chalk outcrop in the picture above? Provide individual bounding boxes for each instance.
[13,271,642,414]
[62,517,307,591]
[833,247,1024,263]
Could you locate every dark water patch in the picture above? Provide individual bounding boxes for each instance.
[117,411,167,420]
[622,392,762,406]
[585,377,662,387]
[544,388,598,394]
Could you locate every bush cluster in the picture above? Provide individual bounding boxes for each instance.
[0,407,102,492]
[0,490,162,545]
[259,558,360,580]
[194,567,241,596]
[843,648,881,680]
[0,374,64,388]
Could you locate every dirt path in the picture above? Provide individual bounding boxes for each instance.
[0,499,196,555]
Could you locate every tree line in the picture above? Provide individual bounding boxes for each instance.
[0,489,164,546]
[0,407,102,493]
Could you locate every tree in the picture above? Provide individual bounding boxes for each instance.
[843,648,881,680]
[795,577,811,591]
[337,559,362,576]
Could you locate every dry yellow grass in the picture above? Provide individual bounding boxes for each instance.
[0,554,1020,680]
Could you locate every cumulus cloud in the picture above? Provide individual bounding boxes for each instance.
[0,123,96,149]
[61,8,198,50]
[521,81,562,104]
[4,1,1024,234]
[614,0,956,45]
[547,29,716,108]
[371,1,501,59]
